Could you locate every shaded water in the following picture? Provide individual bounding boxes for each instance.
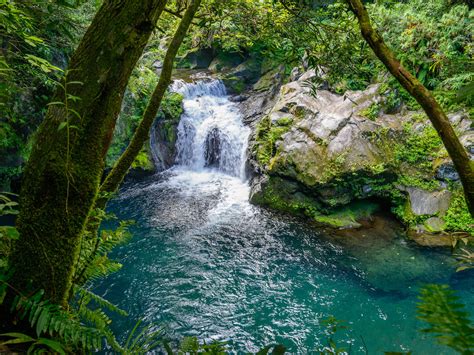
[94,79,474,353]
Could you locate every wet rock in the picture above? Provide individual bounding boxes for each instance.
[423,217,446,232]
[229,95,248,102]
[149,93,184,171]
[436,162,460,181]
[204,128,221,168]
[179,47,216,69]
[407,230,453,247]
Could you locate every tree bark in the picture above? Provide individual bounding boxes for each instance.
[346,0,474,217]
[10,0,168,305]
[99,0,201,201]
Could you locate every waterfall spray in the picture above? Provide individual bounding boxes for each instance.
[171,78,250,180]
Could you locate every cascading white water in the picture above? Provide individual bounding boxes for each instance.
[171,79,250,179]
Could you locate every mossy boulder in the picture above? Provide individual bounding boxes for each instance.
[208,52,246,72]
[149,91,184,171]
[220,57,262,94]
[178,47,216,69]
[130,144,155,175]
[248,70,473,241]
[221,76,246,95]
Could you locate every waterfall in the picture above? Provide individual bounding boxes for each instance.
[171,78,250,179]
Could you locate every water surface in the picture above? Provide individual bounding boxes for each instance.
[94,79,474,354]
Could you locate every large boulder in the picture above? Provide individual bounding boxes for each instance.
[248,70,473,240]
[402,187,451,216]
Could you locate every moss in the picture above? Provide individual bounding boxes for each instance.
[251,176,321,215]
[394,122,443,171]
[254,116,291,166]
[444,188,474,236]
[360,102,381,121]
[312,201,379,228]
[276,116,293,126]
[158,92,184,121]
[221,76,246,94]
[131,146,154,171]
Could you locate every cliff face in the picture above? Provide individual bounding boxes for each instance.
[242,69,473,242]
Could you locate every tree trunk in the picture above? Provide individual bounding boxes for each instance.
[346,0,474,217]
[99,0,201,200]
[10,0,168,305]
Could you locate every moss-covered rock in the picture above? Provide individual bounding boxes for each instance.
[248,70,473,240]
[221,75,246,94]
[149,92,184,171]
[131,145,154,172]
[220,57,263,94]
[178,47,216,69]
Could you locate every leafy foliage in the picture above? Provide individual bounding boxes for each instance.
[455,248,474,273]
[444,189,474,236]
[0,193,18,270]
[8,290,107,351]
[0,0,96,189]
[418,284,474,354]
[0,332,67,354]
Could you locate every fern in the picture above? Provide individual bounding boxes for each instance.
[10,290,107,351]
[121,320,165,354]
[0,332,67,354]
[74,285,127,316]
[74,219,132,286]
[418,284,474,354]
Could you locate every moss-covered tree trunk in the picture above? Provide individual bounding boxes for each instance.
[346,0,474,217]
[10,0,168,305]
[99,0,201,201]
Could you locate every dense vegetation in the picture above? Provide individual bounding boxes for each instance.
[1,0,473,353]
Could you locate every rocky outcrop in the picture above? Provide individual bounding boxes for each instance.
[149,92,184,171]
[248,70,473,241]
[179,47,217,69]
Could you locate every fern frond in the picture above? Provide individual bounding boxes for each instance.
[74,285,127,316]
[77,305,111,330]
[123,320,165,355]
[418,284,474,354]
[83,256,123,282]
[11,291,105,351]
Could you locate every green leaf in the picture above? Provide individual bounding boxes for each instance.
[0,332,35,345]
[24,35,43,47]
[58,122,67,131]
[3,226,19,240]
[36,338,66,355]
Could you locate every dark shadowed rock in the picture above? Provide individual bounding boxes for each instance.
[204,128,221,168]
[436,162,460,181]
[179,47,216,69]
